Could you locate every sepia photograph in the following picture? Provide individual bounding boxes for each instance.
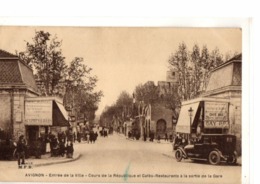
[0,26,243,183]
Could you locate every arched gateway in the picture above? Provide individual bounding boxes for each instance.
[156,119,166,137]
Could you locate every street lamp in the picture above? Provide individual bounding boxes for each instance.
[188,107,193,134]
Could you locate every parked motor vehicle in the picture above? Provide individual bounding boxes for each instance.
[175,134,237,165]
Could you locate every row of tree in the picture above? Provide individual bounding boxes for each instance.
[100,42,238,126]
[99,91,133,128]
[19,31,103,122]
[169,42,238,101]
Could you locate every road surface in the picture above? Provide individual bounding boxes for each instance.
[1,133,241,183]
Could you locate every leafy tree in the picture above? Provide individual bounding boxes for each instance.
[20,31,67,96]
[190,44,203,97]
[64,57,103,122]
[99,104,118,128]
[200,45,211,91]
[168,43,238,101]
[116,91,133,119]
[134,82,159,104]
[99,91,132,128]
[168,42,190,100]
[160,84,181,112]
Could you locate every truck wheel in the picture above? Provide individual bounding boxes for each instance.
[208,151,221,165]
[175,149,183,162]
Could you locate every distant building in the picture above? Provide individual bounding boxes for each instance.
[135,69,179,140]
[166,68,179,83]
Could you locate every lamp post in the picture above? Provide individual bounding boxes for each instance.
[188,107,193,135]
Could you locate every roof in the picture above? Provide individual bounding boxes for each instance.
[205,53,242,92]
[0,49,38,93]
[181,97,230,106]
[227,53,242,62]
[0,59,23,84]
[209,53,242,73]
[0,49,18,58]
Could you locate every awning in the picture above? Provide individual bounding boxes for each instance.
[53,101,69,126]
[176,102,200,133]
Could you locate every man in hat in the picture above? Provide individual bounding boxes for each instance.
[17,135,26,165]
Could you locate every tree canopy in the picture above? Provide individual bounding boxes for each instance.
[19,30,103,123]
[168,42,238,101]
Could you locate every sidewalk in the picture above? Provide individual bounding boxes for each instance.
[0,152,81,170]
[27,152,81,167]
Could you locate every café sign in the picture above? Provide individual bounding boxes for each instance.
[25,100,52,125]
[204,102,229,128]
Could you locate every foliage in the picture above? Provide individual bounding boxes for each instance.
[134,82,159,104]
[100,91,132,128]
[19,30,103,122]
[19,31,67,96]
[64,57,103,122]
[168,42,238,101]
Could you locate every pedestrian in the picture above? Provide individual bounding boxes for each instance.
[67,129,74,142]
[89,131,94,143]
[59,140,65,157]
[16,135,26,165]
[77,132,81,143]
[94,132,98,142]
[73,132,76,143]
[165,133,168,142]
[45,134,51,153]
[128,131,131,139]
[66,141,74,158]
[86,132,90,143]
[157,135,161,143]
[49,132,56,156]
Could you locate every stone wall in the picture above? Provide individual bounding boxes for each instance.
[151,103,173,138]
[0,93,11,134]
[0,89,38,141]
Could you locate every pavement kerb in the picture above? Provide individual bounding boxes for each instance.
[33,153,81,167]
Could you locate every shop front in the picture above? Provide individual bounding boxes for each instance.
[25,97,69,145]
[176,97,230,143]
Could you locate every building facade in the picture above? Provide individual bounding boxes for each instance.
[0,50,39,141]
[0,49,68,145]
[202,54,242,137]
[203,54,242,154]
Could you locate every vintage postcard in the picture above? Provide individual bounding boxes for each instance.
[0,26,244,183]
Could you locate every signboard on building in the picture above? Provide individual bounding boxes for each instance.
[204,102,229,128]
[25,100,52,125]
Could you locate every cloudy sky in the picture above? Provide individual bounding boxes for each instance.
[0,26,242,115]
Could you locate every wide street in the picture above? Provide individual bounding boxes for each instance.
[0,133,241,183]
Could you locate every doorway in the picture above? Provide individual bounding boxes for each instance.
[156,119,166,136]
[26,126,39,144]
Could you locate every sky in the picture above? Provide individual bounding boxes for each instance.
[0,26,242,115]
